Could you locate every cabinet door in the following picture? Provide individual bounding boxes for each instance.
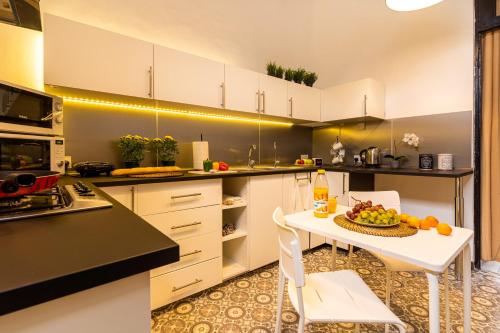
[282,173,311,250]
[259,74,288,117]
[154,45,225,108]
[326,172,349,206]
[100,185,137,213]
[224,65,260,113]
[321,78,385,121]
[44,14,153,99]
[248,175,283,270]
[287,82,321,121]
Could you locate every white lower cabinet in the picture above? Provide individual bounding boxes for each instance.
[100,185,138,213]
[248,175,283,270]
[150,257,222,309]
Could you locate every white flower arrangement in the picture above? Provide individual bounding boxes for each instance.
[402,133,420,149]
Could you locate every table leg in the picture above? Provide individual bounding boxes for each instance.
[463,244,472,333]
[454,177,464,281]
[331,240,337,271]
[348,245,354,269]
[426,272,440,333]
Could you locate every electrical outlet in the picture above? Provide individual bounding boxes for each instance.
[65,156,72,168]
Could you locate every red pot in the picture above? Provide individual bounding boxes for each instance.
[0,171,60,198]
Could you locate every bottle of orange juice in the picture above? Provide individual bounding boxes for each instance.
[313,169,329,218]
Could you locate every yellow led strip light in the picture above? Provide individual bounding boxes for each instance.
[62,96,294,127]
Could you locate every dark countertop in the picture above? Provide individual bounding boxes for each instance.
[78,165,473,188]
[0,177,179,316]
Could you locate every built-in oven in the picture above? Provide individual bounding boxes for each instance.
[0,132,65,174]
[0,80,63,136]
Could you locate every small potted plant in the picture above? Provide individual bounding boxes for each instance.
[384,133,420,168]
[118,134,149,168]
[284,68,294,81]
[292,68,306,84]
[266,61,277,77]
[275,65,284,79]
[151,135,179,166]
[303,71,318,87]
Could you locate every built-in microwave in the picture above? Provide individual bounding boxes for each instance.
[0,80,63,136]
[0,133,65,174]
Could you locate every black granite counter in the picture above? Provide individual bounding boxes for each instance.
[79,165,473,188]
[0,177,179,316]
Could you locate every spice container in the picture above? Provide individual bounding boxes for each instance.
[419,154,434,170]
[438,154,453,170]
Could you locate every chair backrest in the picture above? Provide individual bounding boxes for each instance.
[348,191,401,213]
[273,207,305,287]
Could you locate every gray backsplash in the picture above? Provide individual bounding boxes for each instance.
[49,86,312,168]
[312,111,472,168]
[48,86,471,169]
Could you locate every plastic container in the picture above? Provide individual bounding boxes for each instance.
[313,169,329,218]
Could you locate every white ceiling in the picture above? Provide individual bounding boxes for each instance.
[40,0,473,89]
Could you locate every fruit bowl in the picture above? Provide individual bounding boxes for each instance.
[344,213,400,228]
[344,199,401,228]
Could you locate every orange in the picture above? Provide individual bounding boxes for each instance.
[407,216,420,229]
[419,219,432,230]
[400,213,410,223]
[436,223,452,236]
[425,216,439,227]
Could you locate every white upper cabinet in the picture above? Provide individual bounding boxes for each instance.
[224,65,260,113]
[321,78,385,122]
[258,74,288,117]
[286,82,321,122]
[154,45,225,108]
[44,14,154,99]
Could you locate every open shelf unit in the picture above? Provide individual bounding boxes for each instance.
[222,177,249,280]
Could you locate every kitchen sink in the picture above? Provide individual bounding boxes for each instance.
[231,165,313,172]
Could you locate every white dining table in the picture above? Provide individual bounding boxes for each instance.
[285,205,473,333]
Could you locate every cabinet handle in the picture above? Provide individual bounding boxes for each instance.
[180,249,202,258]
[342,173,346,195]
[171,221,202,230]
[148,66,153,98]
[171,193,202,200]
[130,187,135,212]
[363,94,367,116]
[256,90,261,112]
[172,278,202,292]
[220,82,226,108]
[289,97,293,117]
[261,91,266,113]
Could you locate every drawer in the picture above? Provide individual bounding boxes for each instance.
[142,205,221,240]
[150,257,222,309]
[151,231,221,277]
[137,179,222,215]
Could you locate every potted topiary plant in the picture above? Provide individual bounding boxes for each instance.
[266,61,277,77]
[118,134,149,168]
[292,68,306,84]
[303,71,318,87]
[284,68,294,81]
[275,65,284,79]
[151,135,179,166]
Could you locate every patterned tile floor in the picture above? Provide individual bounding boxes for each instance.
[151,245,500,333]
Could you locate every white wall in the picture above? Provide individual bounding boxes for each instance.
[0,23,44,90]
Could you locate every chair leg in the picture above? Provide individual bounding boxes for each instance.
[355,323,360,333]
[298,317,305,333]
[275,269,285,333]
[444,267,450,333]
[385,270,392,333]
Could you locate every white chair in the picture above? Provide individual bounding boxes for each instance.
[348,191,450,333]
[273,207,406,333]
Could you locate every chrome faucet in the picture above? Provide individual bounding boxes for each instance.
[273,141,280,168]
[248,144,257,168]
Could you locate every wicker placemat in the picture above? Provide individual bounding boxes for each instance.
[333,215,418,237]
